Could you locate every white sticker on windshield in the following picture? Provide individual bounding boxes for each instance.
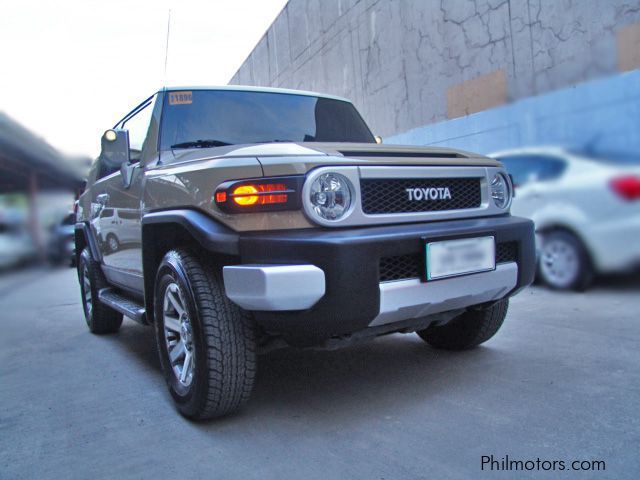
[168,91,193,105]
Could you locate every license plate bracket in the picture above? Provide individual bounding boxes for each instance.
[425,236,495,281]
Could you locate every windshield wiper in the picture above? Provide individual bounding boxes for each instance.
[171,139,232,149]
[255,139,297,144]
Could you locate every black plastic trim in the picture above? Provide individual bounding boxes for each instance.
[74,222,101,262]
[239,215,535,346]
[341,151,462,158]
[142,209,239,256]
[98,288,146,324]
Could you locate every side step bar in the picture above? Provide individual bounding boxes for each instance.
[98,288,146,324]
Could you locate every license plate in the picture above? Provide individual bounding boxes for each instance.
[426,236,495,280]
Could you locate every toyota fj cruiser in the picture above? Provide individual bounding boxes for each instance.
[76,86,535,420]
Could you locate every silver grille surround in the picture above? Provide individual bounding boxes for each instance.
[301,165,512,227]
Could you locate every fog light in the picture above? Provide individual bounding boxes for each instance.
[309,172,353,220]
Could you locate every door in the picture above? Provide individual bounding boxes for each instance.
[94,95,157,291]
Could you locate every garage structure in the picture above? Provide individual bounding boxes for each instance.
[0,112,85,256]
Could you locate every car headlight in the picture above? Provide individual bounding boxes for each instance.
[491,173,511,209]
[308,172,353,221]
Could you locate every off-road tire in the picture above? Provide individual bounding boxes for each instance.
[79,248,122,334]
[154,249,256,421]
[417,299,509,350]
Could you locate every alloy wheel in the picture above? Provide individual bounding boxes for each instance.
[540,238,579,288]
[162,282,195,387]
[82,263,92,317]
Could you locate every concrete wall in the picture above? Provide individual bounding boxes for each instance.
[388,69,640,154]
[230,0,640,151]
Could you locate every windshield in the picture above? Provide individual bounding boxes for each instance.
[159,89,375,150]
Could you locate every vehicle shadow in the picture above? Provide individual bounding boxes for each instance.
[108,320,507,427]
[238,336,502,426]
[106,321,161,373]
[592,272,640,291]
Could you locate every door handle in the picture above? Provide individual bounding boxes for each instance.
[97,193,110,205]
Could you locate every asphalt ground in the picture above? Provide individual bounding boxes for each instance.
[1,267,639,479]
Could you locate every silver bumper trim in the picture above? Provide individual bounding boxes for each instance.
[370,262,518,326]
[223,264,325,311]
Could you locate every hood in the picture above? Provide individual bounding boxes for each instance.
[162,142,500,177]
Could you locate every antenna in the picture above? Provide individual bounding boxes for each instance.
[163,9,172,82]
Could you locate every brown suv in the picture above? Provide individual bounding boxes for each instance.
[75,86,535,420]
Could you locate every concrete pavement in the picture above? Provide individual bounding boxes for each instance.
[1,267,639,479]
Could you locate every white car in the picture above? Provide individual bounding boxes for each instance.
[92,207,140,253]
[0,221,36,270]
[490,147,640,290]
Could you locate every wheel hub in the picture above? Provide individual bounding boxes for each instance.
[541,238,579,287]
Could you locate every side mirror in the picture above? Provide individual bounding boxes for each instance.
[120,160,136,188]
[100,129,130,171]
[375,135,383,144]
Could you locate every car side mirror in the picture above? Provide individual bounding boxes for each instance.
[100,129,130,171]
[120,160,136,188]
[375,135,383,144]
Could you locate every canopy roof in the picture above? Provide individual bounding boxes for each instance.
[0,112,85,194]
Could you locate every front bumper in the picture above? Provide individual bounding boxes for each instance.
[234,215,535,345]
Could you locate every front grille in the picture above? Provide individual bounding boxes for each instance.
[496,241,518,264]
[379,253,422,282]
[379,241,518,282]
[360,177,482,214]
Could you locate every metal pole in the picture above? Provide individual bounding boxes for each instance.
[28,171,44,262]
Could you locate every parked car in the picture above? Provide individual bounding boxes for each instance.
[76,86,535,420]
[0,218,36,271]
[92,207,140,253]
[490,146,640,290]
[47,213,76,266]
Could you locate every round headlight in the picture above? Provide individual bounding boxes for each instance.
[491,173,511,209]
[308,172,353,220]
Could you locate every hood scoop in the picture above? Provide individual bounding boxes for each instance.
[338,150,464,159]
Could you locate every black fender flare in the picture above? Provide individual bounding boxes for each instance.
[140,209,239,322]
[74,222,101,263]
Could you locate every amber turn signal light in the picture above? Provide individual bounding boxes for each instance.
[214,176,303,213]
[231,183,288,206]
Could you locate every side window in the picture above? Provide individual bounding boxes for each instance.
[100,208,114,218]
[121,95,156,163]
[498,156,536,186]
[532,155,566,181]
[117,209,139,220]
[498,155,566,186]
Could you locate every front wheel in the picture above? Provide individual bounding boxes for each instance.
[154,249,257,420]
[417,299,509,350]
